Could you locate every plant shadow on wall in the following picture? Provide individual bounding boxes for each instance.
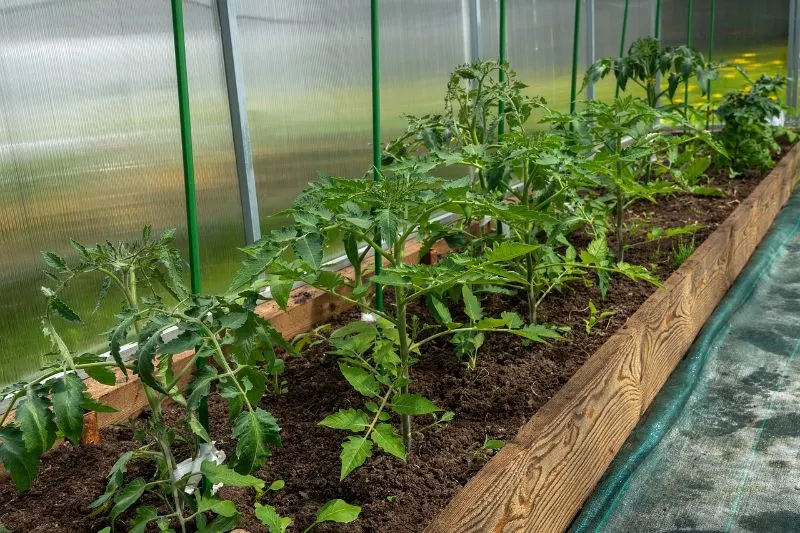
[0,48,795,532]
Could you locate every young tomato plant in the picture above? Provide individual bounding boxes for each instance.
[231,165,560,479]
[716,69,795,174]
[384,61,543,197]
[584,37,717,113]
[547,97,719,262]
[2,227,295,532]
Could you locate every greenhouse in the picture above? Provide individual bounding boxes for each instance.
[0,0,799,531]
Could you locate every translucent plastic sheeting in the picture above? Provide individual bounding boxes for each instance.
[481,1,654,109]
[235,0,371,232]
[571,189,800,533]
[0,0,242,385]
[380,0,468,138]
[660,0,790,113]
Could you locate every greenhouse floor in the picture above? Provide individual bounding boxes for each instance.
[572,189,800,533]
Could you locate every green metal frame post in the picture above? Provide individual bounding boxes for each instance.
[170,0,202,296]
[498,0,507,135]
[615,0,630,98]
[655,0,662,40]
[569,0,582,114]
[170,0,208,458]
[371,0,383,312]
[706,0,716,129]
[684,0,694,119]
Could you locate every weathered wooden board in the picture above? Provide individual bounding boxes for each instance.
[424,143,800,533]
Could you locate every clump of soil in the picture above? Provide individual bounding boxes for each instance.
[0,145,791,533]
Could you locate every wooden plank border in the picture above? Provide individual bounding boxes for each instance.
[423,144,800,533]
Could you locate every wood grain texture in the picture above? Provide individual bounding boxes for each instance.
[425,143,800,533]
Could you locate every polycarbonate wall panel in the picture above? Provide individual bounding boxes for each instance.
[380,0,468,138]
[595,0,656,59]
[0,0,241,385]
[661,0,789,112]
[235,0,371,237]
[183,0,246,290]
[593,0,657,101]
[504,0,581,110]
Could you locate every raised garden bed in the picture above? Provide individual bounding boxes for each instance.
[1,141,796,533]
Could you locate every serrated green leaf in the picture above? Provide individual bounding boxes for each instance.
[93,276,111,315]
[343,216,373,230]
[312,499,362,527]
[319,408,370,432]
[190,414,211,443]
[0,426,40,491]
[196,513,240,533]
[500,311,524,329]
[515,324,563,343]
[391,393,441,415]
[41,251,68,272]
[231,408,281,474]
[110,477,146,522]
[229,249,279,292]
[129,505,158,533]
[487,242,539,262]
[133,323,168,395]
[188,364,218,412]
[196,496,238,518]
[428,294,453,325]
[17,388,57,454]
[160,331,200,355]
[474,317,509,328]
[338,363,379,398]
[375,209,400,245]
[371,272,412,287]
[84,364,117,386]
[52,374,86,445]
[81,396,118,413]
[294,233,324,271]
[461,285,483,322]
[219,311,248,331]
[340,436,373,480]
[270,279,294,310]
[371,423,406,460]
[255,503,293,533]
[49,295,82,324]
[201,461,266,491]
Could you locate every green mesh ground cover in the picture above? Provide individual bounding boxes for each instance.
[571,189,800,533]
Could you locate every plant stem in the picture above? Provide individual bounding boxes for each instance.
[615,137,625,261]
[616,184,625,261]
[395,285,412,451]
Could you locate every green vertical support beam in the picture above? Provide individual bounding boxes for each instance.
[171,0,202,296]
[615,0,630,98]
[684,0,694,119]
[170,0,208,454]
[654,0,662,109]
[498,0,507,136]
[655,0,662,40]
[371,0,383,312]
[569,0,582,114]
[706,0,716,129]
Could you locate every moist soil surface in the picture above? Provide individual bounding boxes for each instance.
[0,145,793,533]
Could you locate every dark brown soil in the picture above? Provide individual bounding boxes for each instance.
[0,144,792,533]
